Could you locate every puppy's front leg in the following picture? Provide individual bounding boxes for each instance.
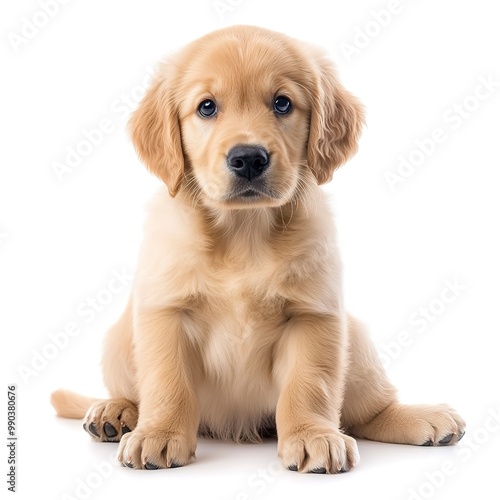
[118,309,200,470]
[275,312,359,474]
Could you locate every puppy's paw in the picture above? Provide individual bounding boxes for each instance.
[410,404,466,446]
[117,428,196,469]
[279,427,359,474]
[350,403,466,446]
[83,399,138,442]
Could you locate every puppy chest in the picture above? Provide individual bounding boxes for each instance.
[195,287,287,385]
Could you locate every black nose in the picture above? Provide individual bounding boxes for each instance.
[227,145,269,181]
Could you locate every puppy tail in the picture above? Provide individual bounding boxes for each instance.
[51,389,99,419]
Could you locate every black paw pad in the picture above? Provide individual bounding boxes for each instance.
[458,431,465,441]
[439,434,453,445]
[103,422,118,438]
[311,467,326,474]
[122,425,132,434]
[169,462,182,469]
[88,422,99,438]
[82,423,87,431]
[288,465,298,471]
[144,462,160,470]
[124,462,134,469]
[421,440,433,446]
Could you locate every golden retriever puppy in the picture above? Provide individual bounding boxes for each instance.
[51,25,465,473]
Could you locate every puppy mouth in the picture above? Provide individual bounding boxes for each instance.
[225,184,277,202]
[199,173,290,208]
[240,189,263,198]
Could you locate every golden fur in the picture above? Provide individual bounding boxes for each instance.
[51,26,465,473]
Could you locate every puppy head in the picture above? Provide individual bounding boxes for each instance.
[130,26,364,208]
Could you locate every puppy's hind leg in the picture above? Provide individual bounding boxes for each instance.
[341,316,465,447]
[52,299,140,442]
[83,298,140,442]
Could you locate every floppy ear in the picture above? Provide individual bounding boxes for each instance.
[308,55,365,185]
[129,69,184,197]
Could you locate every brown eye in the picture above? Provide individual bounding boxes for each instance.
[198,99,217,117]
[273,96,292,115]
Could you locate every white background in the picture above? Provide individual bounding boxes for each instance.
[2,0,500,499]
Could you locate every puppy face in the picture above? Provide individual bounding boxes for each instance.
[130,26,364,209]
[178,39,311,209]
